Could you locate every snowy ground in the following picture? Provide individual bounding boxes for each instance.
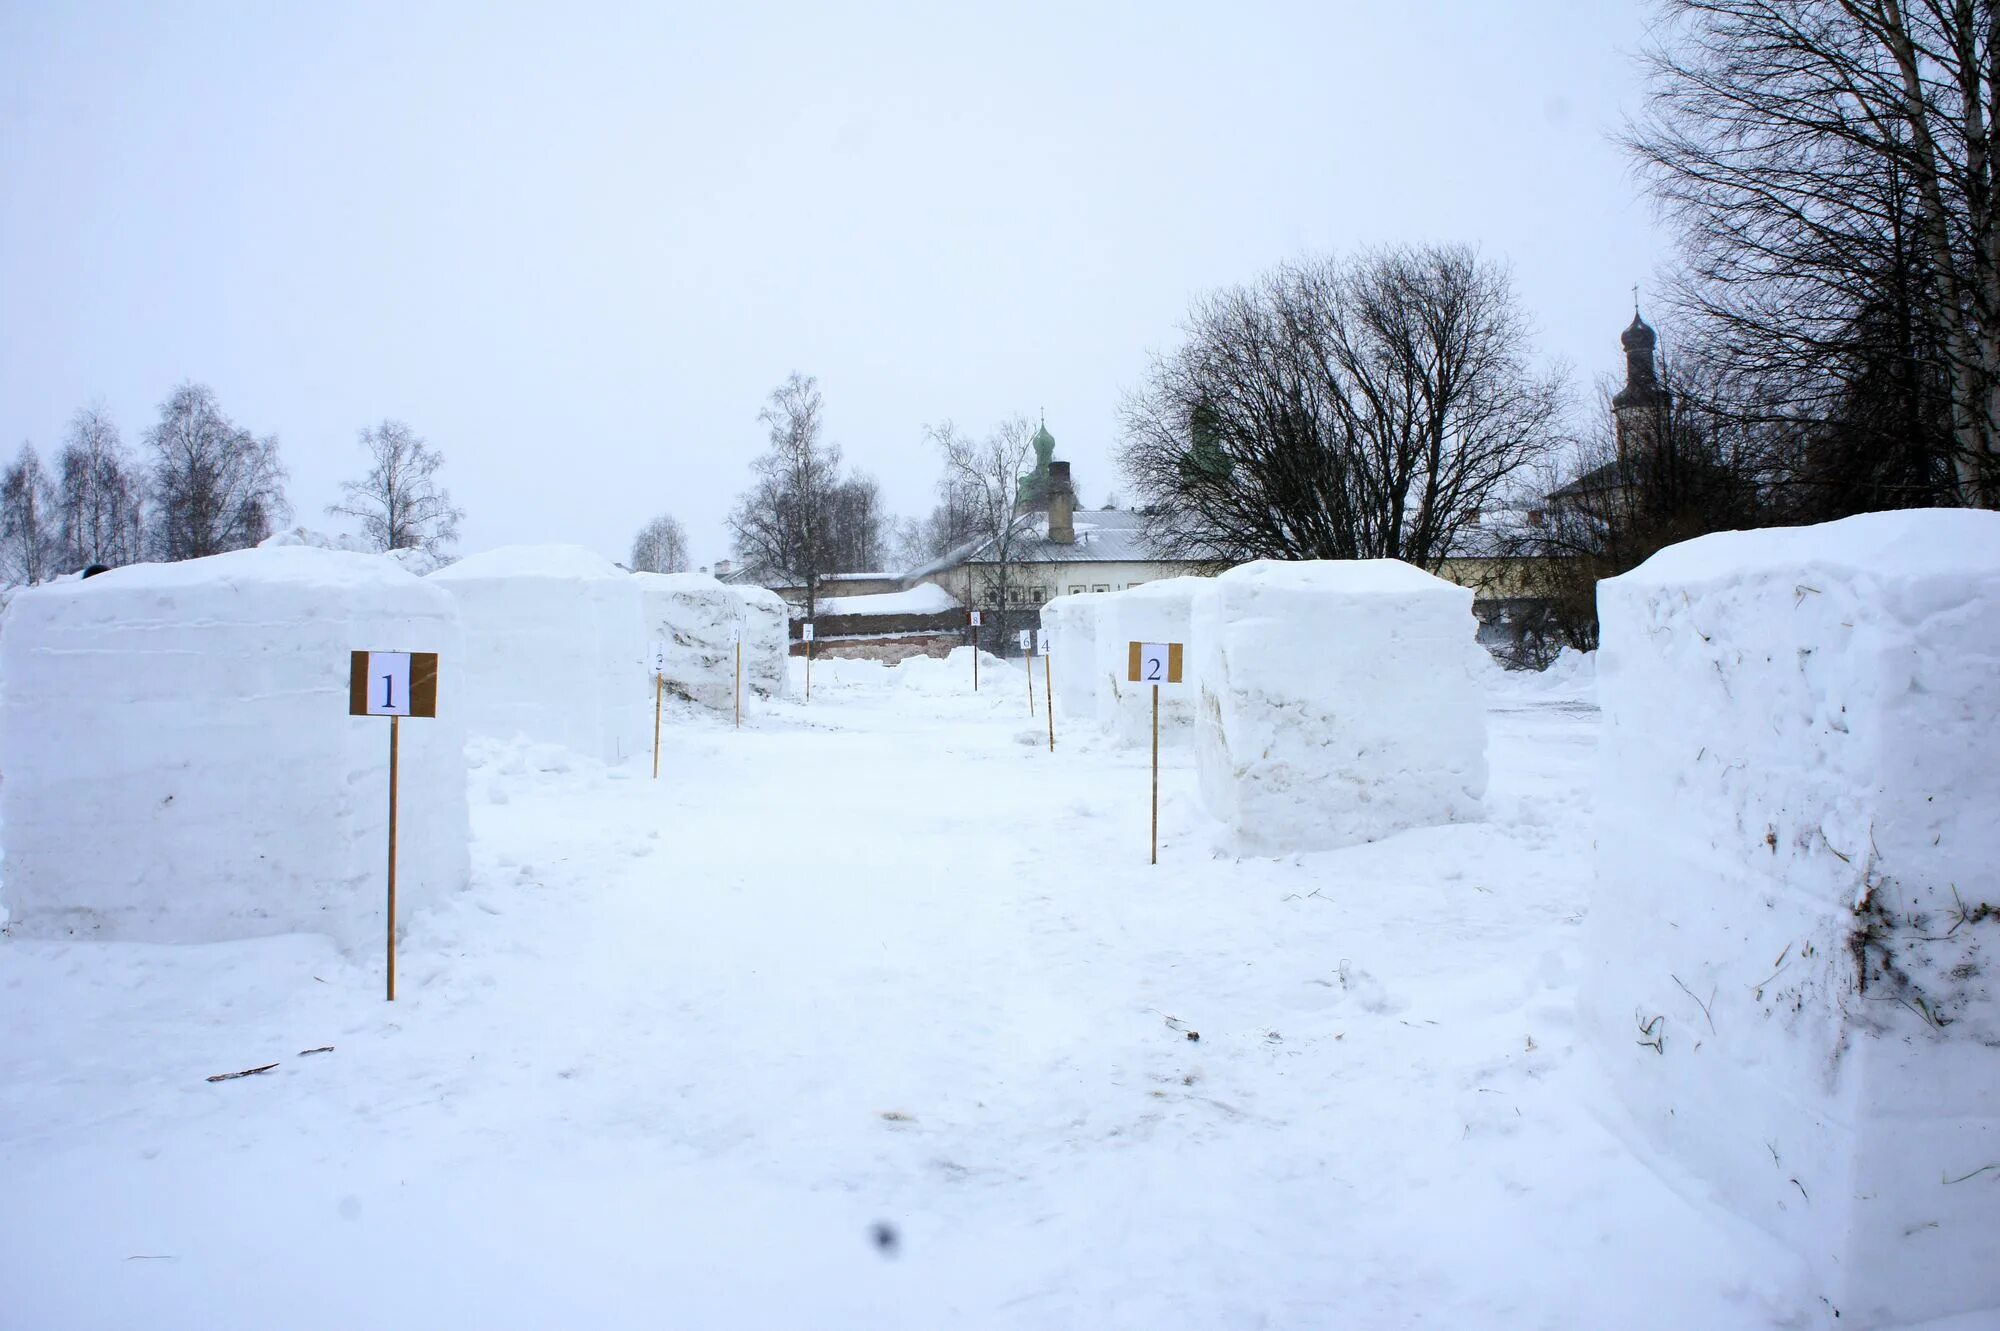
[1,659,1853,1329]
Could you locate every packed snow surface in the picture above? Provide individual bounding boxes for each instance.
[727,583,790,698]
[816,582,959,616]
[429,545,649,764]
[0,547,469,952]
[1090,576,1209,745]
[635,571,747,714]
[1193,559,1487,854]
[1586,509,2000,1329]
[1040,593,1101,721]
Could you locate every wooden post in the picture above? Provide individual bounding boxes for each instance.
[734,640,742,729]
[1026,645,1035,715]
[387,714,400,1001]
[1149,684,1159,866]
[1045,652,1055,752]
[972,622,979,691]
[806,637,813,701]
[651,672,663,779]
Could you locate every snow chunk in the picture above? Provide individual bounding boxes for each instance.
[814,581,959,616]
[1192,559,1487,853]
[1090,577,1210,745]
[725,584,790,698]
[0,547,469,951]
[1040,593,1101,721]
[430,545,648,763]
[1583,509,2000,1329]
[635,571,746,714]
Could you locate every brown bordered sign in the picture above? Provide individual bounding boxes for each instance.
[349,651,439,717]
[1126,641,1184,684]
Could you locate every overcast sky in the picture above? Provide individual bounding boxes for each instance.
[1,1,1669,570]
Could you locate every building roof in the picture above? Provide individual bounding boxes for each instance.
[961,508,1178,566]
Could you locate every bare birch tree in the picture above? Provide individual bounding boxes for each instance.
[1631,0,2000,505]
[930,415,1039,643]
[727,373,844,611]
[630,512,690,573]
[0,443,59,584]
[54,407,145,568]
[1119,246,1562,567]
[144,383,289,561]
[329,420,463,555]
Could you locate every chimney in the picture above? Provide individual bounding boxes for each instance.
[1047,460,1076,544]
[713,558,733,579]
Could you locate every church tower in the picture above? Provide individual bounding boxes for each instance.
[1612,311,1668,465]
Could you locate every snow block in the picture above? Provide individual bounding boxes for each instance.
[1192,559,1487,854]
[429,545,648,764]
[1583,510,2000,1330]
[0,547,469,952]
[1090,578,1209,746]
[636,572,748,714]
[726,585,790,698]
[1040,593,1101,722]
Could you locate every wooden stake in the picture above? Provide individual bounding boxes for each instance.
[651,672,663,779]
[734,640,742,728]
[1045,653,1055,752]
[806,637,813,701]
[1027,646,1035,714]
[387,714,400,1001]
[1150,684,1159,866]
[972,623,979,691]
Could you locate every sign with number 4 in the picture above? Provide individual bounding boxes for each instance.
[1126,641,1184,685]
[1036,629,1049,656]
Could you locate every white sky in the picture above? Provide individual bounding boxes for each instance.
[0,1,1668,570]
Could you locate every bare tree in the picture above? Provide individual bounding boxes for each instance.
[931,415,1040,645]
[0,443,59,585]
[823,474,887,573]
[727,373,847,611]
[630,512,690,573]
[1630,0,2000,505]
[144,383,289,561]
[54,407,144,569]
[328,420,463,555]
[1119,246,1563,568]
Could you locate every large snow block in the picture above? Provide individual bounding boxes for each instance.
[727,585,790,698]
[1583,510,2000,1330]
[636,572,747,714]
[1193,560,1486,854]
[1090,578,1209,746]
[0,548,469,952]
[1039,593,1101,722]
[430,545,648,764]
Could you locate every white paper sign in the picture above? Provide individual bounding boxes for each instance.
[729,622,742,646]
[365,651,412,716]
[802,623,815,642]
[650,640,668,675]
[1018,629,1033,651]
[970,610,983,627]
[1138,642,1170,685]
[1036,629,1049,656]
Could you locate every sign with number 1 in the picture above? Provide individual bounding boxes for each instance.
[349,651,439,717]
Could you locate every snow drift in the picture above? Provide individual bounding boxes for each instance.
[1583,509,2000,1329]
[1090,578,1208,745]
[1192,559,1487,854]
[0,547,469,952]
[635,572,746,714]
[429,546,648,764]
[1040,593,1102,722]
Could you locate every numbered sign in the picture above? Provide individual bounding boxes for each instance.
[650,640,668,675]
[1018,629,1033,651]
[970,610,983,628]
[729,622,742,646]
[1036,629,1050,656]
[1126,641,1184,686]
[802,622,816,642]
[349,651,439,717]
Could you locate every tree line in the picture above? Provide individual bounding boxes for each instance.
[1,382,463,586]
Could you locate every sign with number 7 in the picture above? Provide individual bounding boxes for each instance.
[1126,641,1184,685]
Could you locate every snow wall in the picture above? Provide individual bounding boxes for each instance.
[1090,577,1209,746]
[1193,560,1487,854]
[636,571,747,714]
[1582,509,2000,1330]
[429,546,648,764]
[0,547,469,952]
[1039,593,1101,721]
[727,585,790,698]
